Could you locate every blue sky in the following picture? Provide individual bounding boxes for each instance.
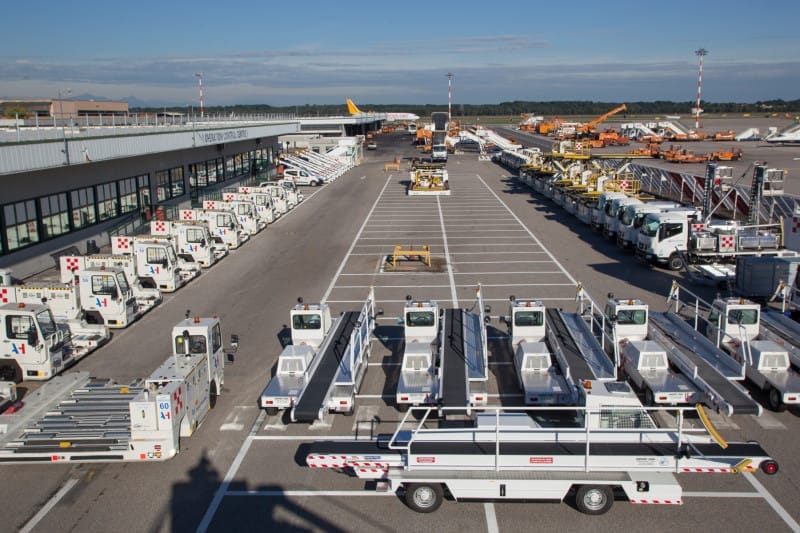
[1,0,798,107]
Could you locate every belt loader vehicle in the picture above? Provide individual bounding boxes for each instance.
[305,379,779,515]
[648,283,763,415]
[59,255,161,313]
[604,296,703,406]
[0,302,84,382]
[260,290,379,420]
[150,220,228,268]
[202,200,264,235]
[698,295,800,411]
[223,190,276,224]
[503,298,577,405]
[396,297,441,410]
[179,208,247,249]
[396,290,491,412]
[0,314,233,463]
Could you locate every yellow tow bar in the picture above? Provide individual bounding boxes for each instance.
[695,404,728,449]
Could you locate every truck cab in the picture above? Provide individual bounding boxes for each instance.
[0,302,69,382]
[203,200,264,235]
[636,209,700,269]
[229,190,276,224]
[57,259,140,327]
[151,220,227,267]
[431,144,448,162]
[278,179,304,205]
[603,197,643,240]
[259,300,334,415]
[180,209,246,249]
[617,202,681,250]
[112,236,194,291]
[507,298,574,405]
[590,191,626,232]
[703,297,800,411]
[396,298,441,409]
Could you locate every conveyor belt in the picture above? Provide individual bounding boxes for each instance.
[650,312,760,415]
[440,308,469,410]
[545,309,595,381]
[292,311,359,422]
[307,438,768,462]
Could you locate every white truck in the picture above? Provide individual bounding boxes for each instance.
[431,143,448,163]
[305,380,779,515]
[604,297,703,406]
[636,211,782,270]
[701,296,800,411]
[150,220,228,268]
[616,202,682,250]
[255,184,290,214]
[202,200,264,235]
[602,196,643,241]
[278,178,306,206]
[396,298,442,410]
[590,191,627,232]
[0,302,82,382]
[59,255,162,314]
[260,290,379,420]
[224,190,276,224]
[504,298,576,405]
[179,208,247,249]
[0,315,233,463]
[107,235,199,291]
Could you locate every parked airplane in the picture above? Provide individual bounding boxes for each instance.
[765,123,800,145]
[346,99,419,122]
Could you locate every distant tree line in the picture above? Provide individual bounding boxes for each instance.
[133,99,800,117]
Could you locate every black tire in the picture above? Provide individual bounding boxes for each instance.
[667,253,684,271]
[768,387,786,412]
[0,363,22,383]
[397,403,409,413]
[575,485,614,515]
[312,181,320,187]
[265,407,279,416]
[644,388,655,407]
[404,483,444,513]
[209,381,218,409]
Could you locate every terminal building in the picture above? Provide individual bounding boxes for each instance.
[0,106,385,278]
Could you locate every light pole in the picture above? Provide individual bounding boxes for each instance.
[58,88,71,165]
[195,73,204,119]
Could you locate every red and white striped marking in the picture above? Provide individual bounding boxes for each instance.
[681,467,731,473]
[629,499,682,505]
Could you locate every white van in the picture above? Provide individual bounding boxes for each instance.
[283,168,325,186]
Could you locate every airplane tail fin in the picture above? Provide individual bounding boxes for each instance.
[346,98,363,115]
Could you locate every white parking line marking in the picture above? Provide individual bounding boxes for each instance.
[321,175,394,304]
[743,473,800,531]
[20,478,80,533]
